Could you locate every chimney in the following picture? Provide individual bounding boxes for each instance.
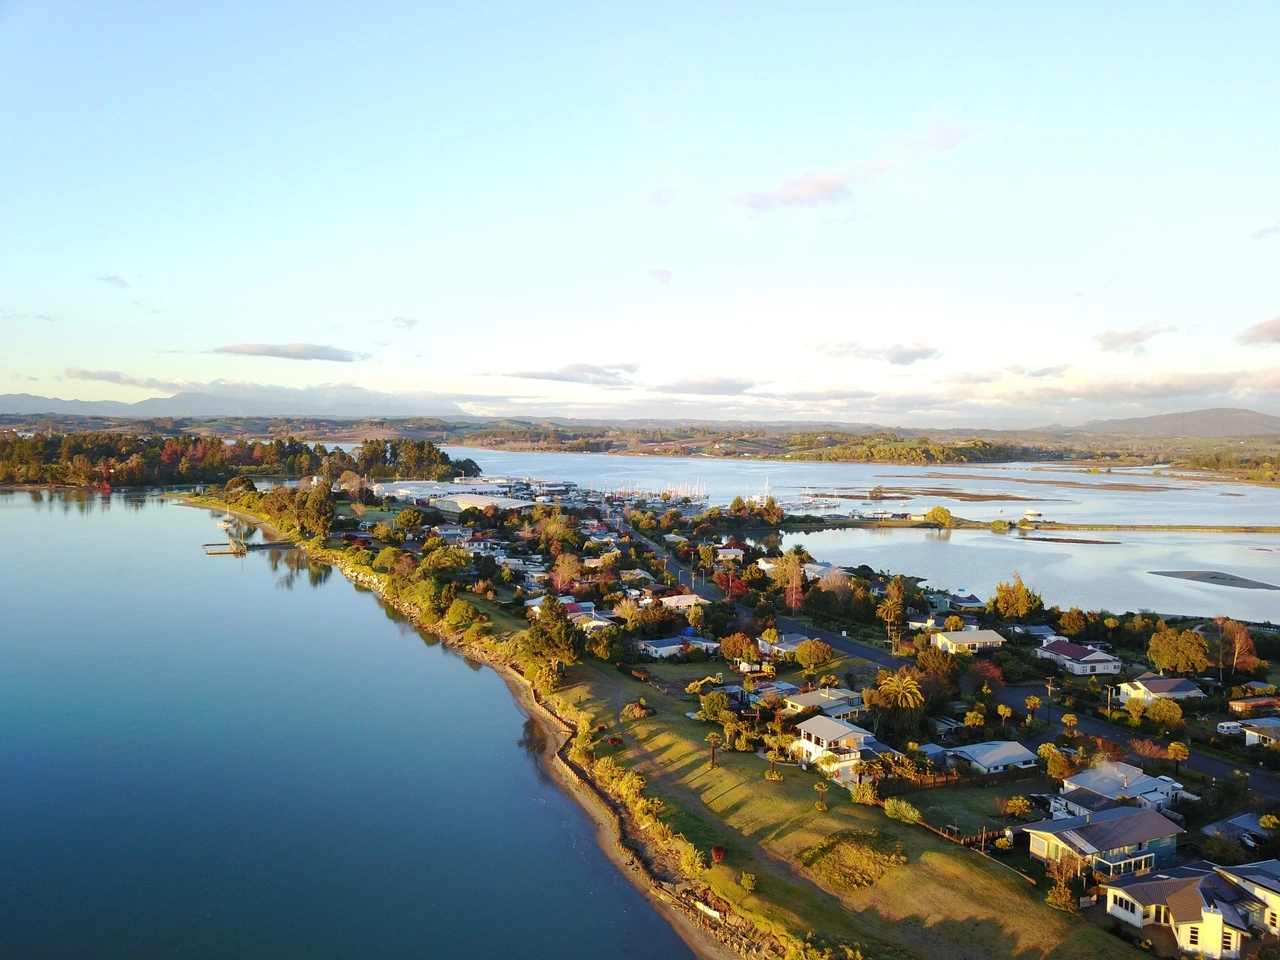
[1122,774,1129,789]
[1086,811,1091,824]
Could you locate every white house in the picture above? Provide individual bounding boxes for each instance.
[659,594,708,611]
[1061,761,1182,812]
[637,637,685,658]
[685,637,721,656]
[1103,865,1253,958]
[782,688,866,721]
[1215,860,1280,937]
[1118,672,1207,705]
[758,632,809,658]
[1243,717,1280,746]
[1035,638,1122,675]
[947,740,1038,775]
[791,716,875,776]
[930,629,1006,654]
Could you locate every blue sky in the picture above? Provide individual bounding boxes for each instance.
[2,2,1278,425]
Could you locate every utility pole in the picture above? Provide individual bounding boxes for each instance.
[1045,677,1055,726]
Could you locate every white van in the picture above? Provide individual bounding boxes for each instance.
[1217,721,1243,735]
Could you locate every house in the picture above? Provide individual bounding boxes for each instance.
[947,740,1038,775]
[636,637,686,659]
[1243,717,1280,746]
[1035,638,1122,675]
[782,688,866,721]
[1060,761,1182,812]
[1102,864,1254,958]
[1022,806,1183,879]
[685,637,721,656]
[1230,696,1280,718]
[948,592,985,612]
[1215,860,1280,936]
[930,629,1006,655]
[658,594,708,611]
[758,632,809,658]
[1118,672,1207,706]
[1013,624,1061,642]
[791,716,876,776]
[717,547,745,562]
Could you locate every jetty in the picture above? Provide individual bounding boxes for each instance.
[201,539,296,557]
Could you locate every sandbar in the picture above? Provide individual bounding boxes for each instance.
[1150,570,1280,591]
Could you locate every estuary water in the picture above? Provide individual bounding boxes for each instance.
[443,448,1280,622]
[0,490,694,960]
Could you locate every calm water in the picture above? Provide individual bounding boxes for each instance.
[443,448,1280,621]
[0,490,694,960]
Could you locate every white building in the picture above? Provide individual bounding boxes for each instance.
[1035,638,1121,675]
[947,740,1038,775]
[930,629,1005,654]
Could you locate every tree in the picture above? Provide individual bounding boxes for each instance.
[818,674,839,689]
[302,482,334,536]
[1167,740,1189,775]
[1061,713,1078,737]
[551,553,582,592]
[1145,697,1184,728]
[795,638,833,672]
[1059,608,1087,636]
[394,507,424,530]
[997,704,1013,729]
[697,690,731,723]
[1147,625,1209,675]
[877,577,907,653]
[1006,796,1032,818]
[706,731,722,768]
[697,543,718,571]
[924,505,954,528]
[944,615,964,632]
[814,780,829,811]
[720,632,755,662]
[370,520,404,545]
[1024,695,1042,721]
[1125,697,1146,726]
[964,709,986,729]
[990,572,1043,621]
[1217,618,1264,682]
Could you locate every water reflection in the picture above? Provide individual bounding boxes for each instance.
[518,717,553,786]
[266,549,333,591]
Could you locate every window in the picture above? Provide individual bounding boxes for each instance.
[1188,926,1199,946]
[1269,910,1277,929]
[1223,931,1233,951]
[1112,895,1137,914]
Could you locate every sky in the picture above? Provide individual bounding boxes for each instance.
[2,2,1278,427]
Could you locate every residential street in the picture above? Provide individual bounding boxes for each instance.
[613,516,1280,802]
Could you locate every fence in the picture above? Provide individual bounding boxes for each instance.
[878,767,1041,796]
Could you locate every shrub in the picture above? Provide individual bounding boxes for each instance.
[994,837,1013,851]
[800,829,907,891]
[607,735,623,746]
[851,782,878,805]
[739,872,757,893]
[884,798,921,824]
[711,845,727,864]
[621,700,655,721]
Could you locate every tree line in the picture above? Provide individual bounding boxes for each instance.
[0,431,477,486]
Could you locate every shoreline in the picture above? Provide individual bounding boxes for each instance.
[173,494,743,960]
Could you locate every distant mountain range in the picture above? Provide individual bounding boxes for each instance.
[1043,407,1280,439]
[2,393,1279,439]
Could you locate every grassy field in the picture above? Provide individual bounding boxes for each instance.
[908,779,1054,839]
[550,658,1138,960]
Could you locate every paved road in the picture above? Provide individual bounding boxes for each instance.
[613,517,1280,801]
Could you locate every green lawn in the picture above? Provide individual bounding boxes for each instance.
[908,779,1054,839]
[551,660,1138,960]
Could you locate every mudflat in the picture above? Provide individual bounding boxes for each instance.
[1150,570,1280,590]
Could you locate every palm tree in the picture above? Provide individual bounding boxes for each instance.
[1167,740,1189,776]
[876,593,905,654]
[878,671,925,710]
[814,781,829,811]
[706,731,722,769]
